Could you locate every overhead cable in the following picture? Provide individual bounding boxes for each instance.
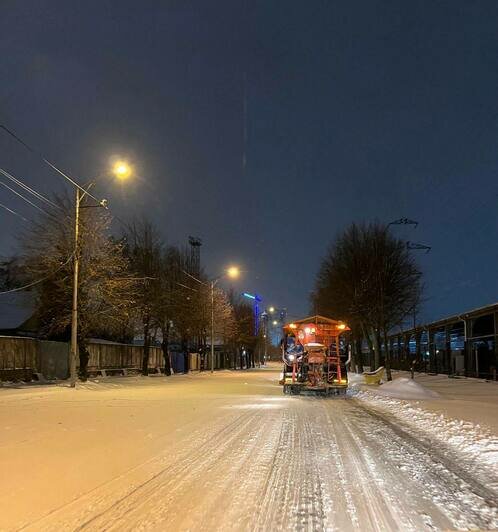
[0,167,59,210]
[0,251,75,295]
[0,202,28,222]
[0,179,48,214]
[0,124,101,204]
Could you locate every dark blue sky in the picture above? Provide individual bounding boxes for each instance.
[1,1,497,321]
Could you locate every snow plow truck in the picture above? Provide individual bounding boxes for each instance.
[280,315,350,396]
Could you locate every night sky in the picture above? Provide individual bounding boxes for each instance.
[1,1,497,322]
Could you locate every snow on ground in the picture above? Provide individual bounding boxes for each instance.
[352,370,498,476]
[354,370,498,431]
[0,366,497,531]
[362,376,440,400]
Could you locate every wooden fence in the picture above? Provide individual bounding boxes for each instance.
[0,336,37,382]
[0,336,164,381]
[87,342,163,371]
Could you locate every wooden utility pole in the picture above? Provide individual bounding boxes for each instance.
[70,188,80,387]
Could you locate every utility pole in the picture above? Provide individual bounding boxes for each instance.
[211,279,215,373]
[183,266,241,375]
[70,188,80,387]
[261,310,268,366]
[69,183,109,387]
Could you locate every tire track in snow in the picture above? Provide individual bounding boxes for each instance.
[18,377,498,532]
[76,410,262,531]
[326,400,446,531]
[253,399,330,531]
[178,408,284,532]
[251,408,295,530]
[321,398,403,531]
[107,406,284,531]
[22,409,258,531]
[354,398,498,504]
[345,398,498,531]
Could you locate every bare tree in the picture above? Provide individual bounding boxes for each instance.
[226,293,258,369]
[154,245,191,375]
[124,219,163,376]
[0,256,23,290]
[311,222,422,380]
[213,286,237,344]
[21,193,136,380]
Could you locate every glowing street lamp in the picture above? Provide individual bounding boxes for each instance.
[226,266,240,279]
[184,265,242,374]
[208,266,242,372]
[268,306,275,313]
[112,160,132,180]
[69,161,133,387]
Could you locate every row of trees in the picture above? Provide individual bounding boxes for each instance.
[14,193,258,380]
[124,219,256,376]
[311,222,423,380]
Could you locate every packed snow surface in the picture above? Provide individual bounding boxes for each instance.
[373,376,440,399]
[1,366,497,531]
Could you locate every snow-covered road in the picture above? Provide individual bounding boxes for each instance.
[1,366,497,531]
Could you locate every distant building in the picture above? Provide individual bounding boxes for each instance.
[0,292,37,337]
[383,302,498,380]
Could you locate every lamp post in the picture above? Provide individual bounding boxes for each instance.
[242,292,263,368]
[261,310,268,366]
[267,306,287,350]
[210,278,216,373]
[183,266,240,374]
[69,161,132,387]
[210,266,240,372]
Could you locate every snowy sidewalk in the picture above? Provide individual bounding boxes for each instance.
[350,371,498,475]
[350,370,498,431]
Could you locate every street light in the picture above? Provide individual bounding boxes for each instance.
[69,162,133,387]
[268,306,275,313]
[184,265,241,374]
[209,266,240,373]
[112,160,132,180]
[210,266,240,373]
[226,266,240,280]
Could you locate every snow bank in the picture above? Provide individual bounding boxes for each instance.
[375,377,440,400]
[347,373,440,400]
[353,389,498,472]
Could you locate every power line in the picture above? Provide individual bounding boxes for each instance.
[182,269,206,285]
[0,167,59,210]
[0,179,48,214]
[0,251,75,295]
[176,281,198,292]
[0,125,132,234]
[0,202,28,222]
[0,124,102,204]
